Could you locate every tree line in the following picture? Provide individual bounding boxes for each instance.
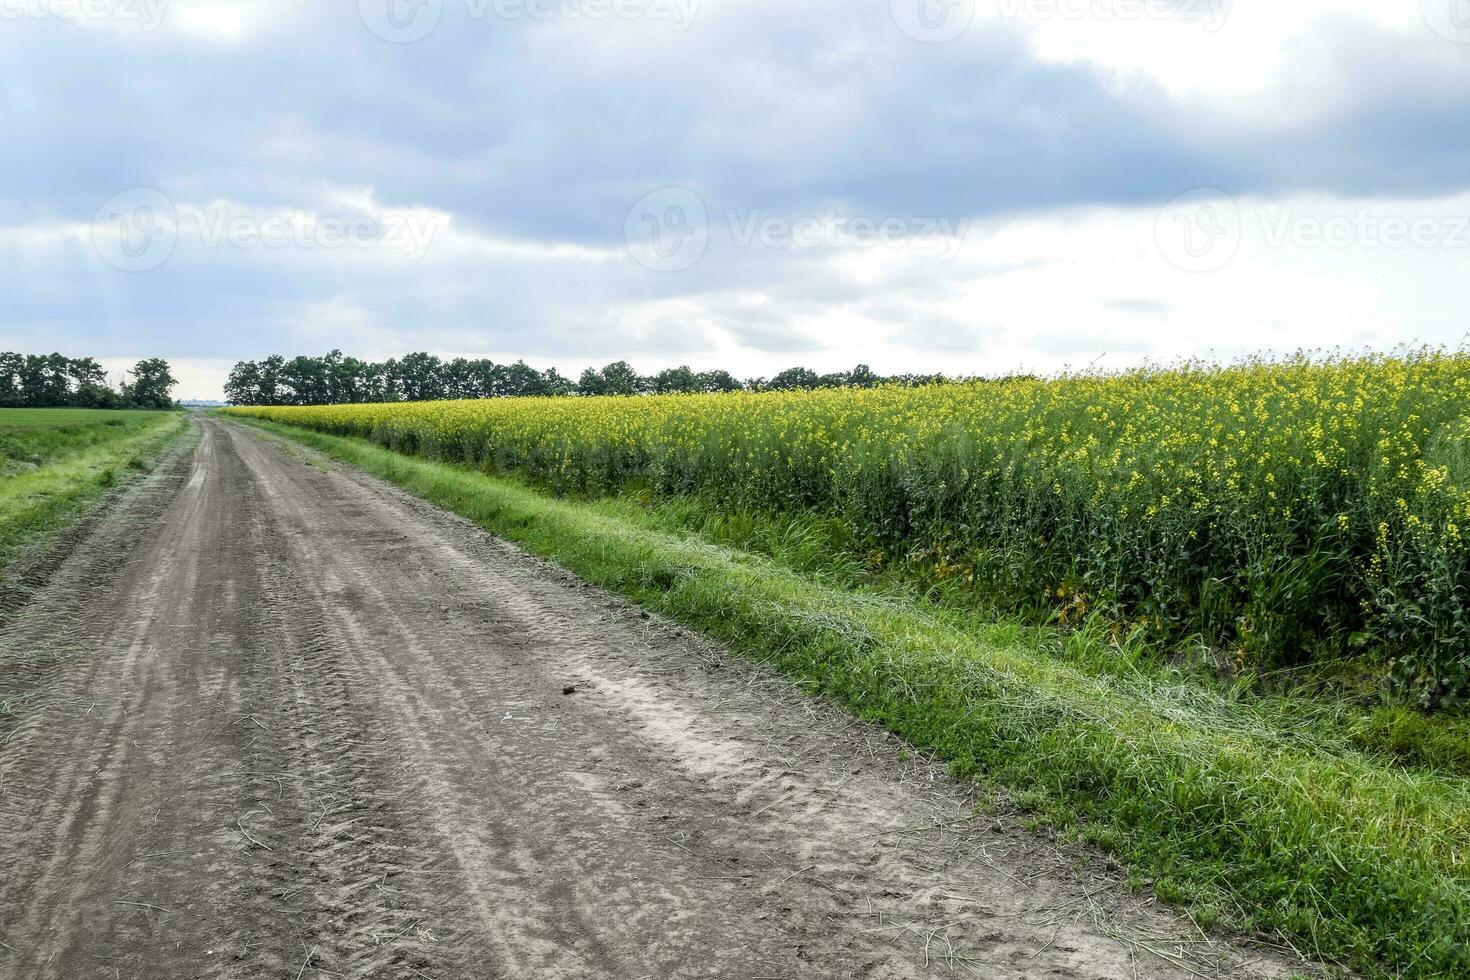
[224,351,948,406]
[0,352,178,410]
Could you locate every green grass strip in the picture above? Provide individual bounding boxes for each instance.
[231,415,1470,978]
[0,412,190,571]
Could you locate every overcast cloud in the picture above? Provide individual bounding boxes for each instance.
[2,0,1468,398]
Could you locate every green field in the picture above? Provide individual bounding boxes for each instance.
[0,408,188,570]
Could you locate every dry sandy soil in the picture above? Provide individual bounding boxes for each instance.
[0,418,1313,979]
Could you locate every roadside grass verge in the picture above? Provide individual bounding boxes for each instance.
[620,491,1470,780]
[232,415,1470,978]
[0,409,189,573]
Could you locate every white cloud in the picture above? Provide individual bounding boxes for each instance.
[7,185,1470,398]
[163,0,299,42]
[578,189,1470,379]
[988,1,1424,100]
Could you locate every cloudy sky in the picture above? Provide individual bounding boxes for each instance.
[2,0,1468,399]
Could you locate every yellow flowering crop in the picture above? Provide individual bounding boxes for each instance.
[229,349,1470,707]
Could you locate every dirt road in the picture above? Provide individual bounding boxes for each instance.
[0,418,1304,979]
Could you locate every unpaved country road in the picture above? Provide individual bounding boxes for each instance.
[0,418,1306,980]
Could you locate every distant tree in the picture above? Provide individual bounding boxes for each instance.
[465,359,499,399]
[651,365,700,394]
[889,371,947,388]
[0,351,181,409]
[67,356,108,392]
[765,367,820,391]
[214,348,945,406]
[600,361,644,396]
[282,355,329,406]
[541,367,575,397]
[0,351,24,407]
[577,367,606,396]
[443,357,475,401]
[395,352,445,402]
[499,360,546,397]
[329,352,367,404]
[375,358,402,402]
[73,361,123,407]
[123,358,177,409]
[696,369,742,393]
[578,361,643,396]
[45,354,77,405]
[81,363,115,401]
[257,355,285,406]
[17,354,71,407]
[225,360,262,406]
